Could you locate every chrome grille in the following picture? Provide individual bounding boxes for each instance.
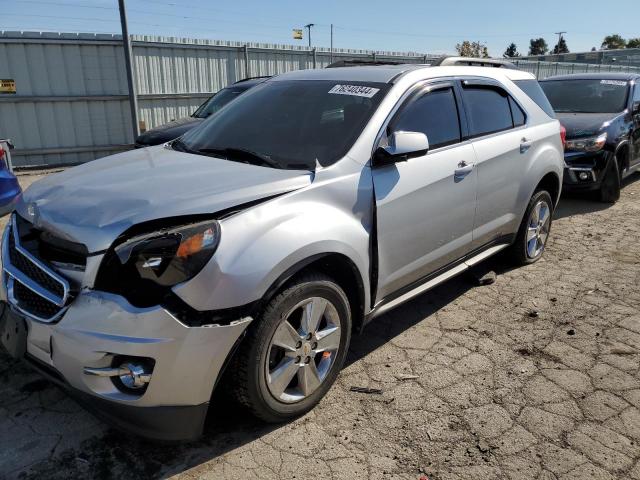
[2,214,70,323]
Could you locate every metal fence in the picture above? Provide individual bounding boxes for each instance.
[1,31,639,168]
[512,58,640,79]
[0,31,435,167]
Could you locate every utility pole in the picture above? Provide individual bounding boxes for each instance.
[304,23,314,48]
[118,0,140,140]
[554,31,566,53]
[330,24,333,63]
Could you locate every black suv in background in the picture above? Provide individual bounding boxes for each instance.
[134,77,268,147]
[540,73,640,202]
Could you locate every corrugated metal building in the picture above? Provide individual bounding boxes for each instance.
[1,31,639,168]
[0,32,436,167]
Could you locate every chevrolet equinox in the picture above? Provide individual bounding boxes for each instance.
[0,61,564,440]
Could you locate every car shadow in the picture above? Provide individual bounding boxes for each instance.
[14,262,513,479]
[554,171,640,220]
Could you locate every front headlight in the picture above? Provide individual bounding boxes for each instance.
[565,132,607,152]
[96,220,220,307]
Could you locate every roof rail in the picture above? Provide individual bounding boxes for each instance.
[233,75,271,83]
[431,56,518,69]
[326,59,404,68]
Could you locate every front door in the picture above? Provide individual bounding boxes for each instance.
[372,83,477,303]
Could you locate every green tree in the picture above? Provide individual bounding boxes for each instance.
[601,34,627,50]
[552,36,570,54]
[503,43,520,58]
[529,38,548,55]
[456,40,490,58]
[627,38,640,48]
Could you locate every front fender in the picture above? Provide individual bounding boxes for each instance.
[172,172,373,312]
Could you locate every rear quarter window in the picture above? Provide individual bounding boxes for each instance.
[514,79,556,118]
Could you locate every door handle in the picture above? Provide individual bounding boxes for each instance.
[454,160,474,177]
[520,137,532,153]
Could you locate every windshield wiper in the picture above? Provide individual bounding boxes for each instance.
[196,147,280,168]
[171,138,198,154]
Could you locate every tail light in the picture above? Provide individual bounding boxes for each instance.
[559,125,567,150]
[0,147,7,170]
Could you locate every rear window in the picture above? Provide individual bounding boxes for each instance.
[463,87,514,137]
[514,79,556,118]
[193,87,248,118]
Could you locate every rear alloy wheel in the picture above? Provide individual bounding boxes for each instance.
[599,156,621,203]
[230,272,351,422]
[509,190,554,265]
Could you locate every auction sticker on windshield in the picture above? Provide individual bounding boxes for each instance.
[600,80,627,86]
[329,84,380,98]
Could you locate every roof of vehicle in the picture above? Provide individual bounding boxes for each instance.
[229,76,270,89]
[272,64,534,84]
[430,56,518,69]
[541,72,640,82]
[326,59,404,68]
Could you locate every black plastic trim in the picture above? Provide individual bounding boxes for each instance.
[365,235,515,324]
[24,353,207,442]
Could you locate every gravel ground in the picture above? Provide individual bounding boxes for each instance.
[1,170,640,480]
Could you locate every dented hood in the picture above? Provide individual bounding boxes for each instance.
[16,146,311,252]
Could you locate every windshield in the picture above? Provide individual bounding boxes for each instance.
[192,87,248,118]
[178,80,390,170]
[540,79,629,113]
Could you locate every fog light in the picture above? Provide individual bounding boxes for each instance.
[578,171,589,180]
[84,361,152,390]
[119,363,151,389]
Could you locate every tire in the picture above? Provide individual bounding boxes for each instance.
[230,272,352,423]
[508,190,554,266]
[599,156,621,203]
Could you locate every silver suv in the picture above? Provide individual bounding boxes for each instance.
[0,62,563,440]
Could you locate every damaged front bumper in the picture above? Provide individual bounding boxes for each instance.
[0,213,253,440]
[0,290,252,441]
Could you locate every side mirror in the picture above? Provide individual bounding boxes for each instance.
[373,131,429,166]
[633,101,640,115]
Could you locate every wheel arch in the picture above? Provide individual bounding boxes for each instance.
[534,171,561,207]
[615,141,630,173]
[261,252,367,334]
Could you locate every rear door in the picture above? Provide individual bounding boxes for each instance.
[459,79,531,249]
[372,82,477,302]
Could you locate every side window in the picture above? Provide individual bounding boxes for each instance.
[463,86,513,137]
[509,97,526,127]
[391,87,461,150]
[634,84,640,103]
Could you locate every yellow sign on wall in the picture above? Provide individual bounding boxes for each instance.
[292,29,303,40]
[0,79,16,94]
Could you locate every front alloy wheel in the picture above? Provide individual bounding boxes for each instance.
[230,272,351,423]
[266,297,341,403]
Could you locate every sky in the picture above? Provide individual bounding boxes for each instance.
[2,0,639,57]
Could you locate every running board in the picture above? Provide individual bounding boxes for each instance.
[371,243,508,318]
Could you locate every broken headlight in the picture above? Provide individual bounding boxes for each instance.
[96,220,220,307]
